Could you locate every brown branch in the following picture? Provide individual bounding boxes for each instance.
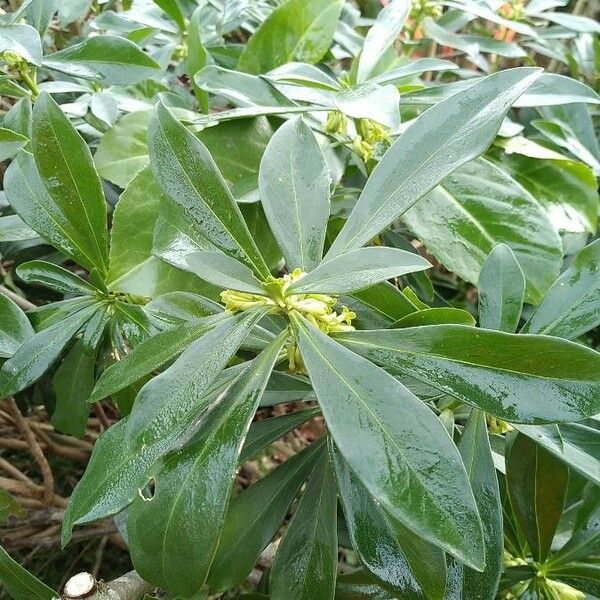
[0,284,36,311]
[5,397,55,504]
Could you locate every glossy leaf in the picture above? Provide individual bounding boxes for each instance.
[128,333,285,597]
[0,215,37,242]
[507,434,569,562]
[478,244,525,333]
[521,239,600,339]
[356,0,410,84]
[32,92,108,276]
[238,0,344,74]
[188,6,209,111]
[0,23,42,65]
[0,305,95,398]
[62,368,241,545]
[372,58,459,85]
[259,117,330,271]
[270,451,338,600]
[549,504,600,568]
[390,308,476,328]
[0,294,34,359]
[336,326,600,424]
[107,166,211,298]
[148,101,270,278]
[292,314,485,569]
[52,340,94,438]
[43,35,161,85]
[449,410,503,600]
[289,247,431,295]
[16,260,98,296]
[401,158,562,304]
[208,440,325,591]
[0,545,56,600]
[0,127,28,162]
[125,308,268,449]
[88,314,227,402]
[326,68,542,257]
[332,442,447,600]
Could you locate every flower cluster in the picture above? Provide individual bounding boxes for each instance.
[220,269,356,373]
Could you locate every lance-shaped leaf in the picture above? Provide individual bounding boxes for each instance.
[0,305,96,398]
[0,294,34,359]
[331,442,447,600]
[478,244,525,333]
[507,434,569,563]
[0,214,37,242]
[401,158,562,304]
[291,314,485,569]
[208,440,325,591]
[62,368,241,546]
[372,58,459,85]
[0,23,42,65]
[289,247,431,295]
[270,451,338,600]
[549,503,600,568]
[326,68,542,257]
[521,239,600,339]
[127,333,286,597]
[259,117,330,272]
[447,410,503,600]
[336,326,600,424]
[0,545,56,600]
[125,308,269,449]
[181,251,266,294]
[30,93,108,275]
[42,35,161,85]
[148,102,269,279]
[17,260,98,296]
[88,314,226,402]
[0,127,28,162]
[356,0,410,84]
[238,0,344,74]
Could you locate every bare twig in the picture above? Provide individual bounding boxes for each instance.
[5,397,55,504]
[0,284,36,310]
[63,570,153,600]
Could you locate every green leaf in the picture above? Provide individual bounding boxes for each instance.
[94,111,150,188]
[356,0,410,84]
[240,408,320,462]
[207,440,325,592]
[449,410,503,600]
[181,251,266,294]
[148,102,270,279]
[521,239,600,339]
[107,166,213,298]
[62,368,241,546]
[238,0,344,74]
[152,0,185,30]
[43,35,161,85]
[489,151,597,235]
[289,247,431,295]
[88,314,226,402]
[372,58,459,86]
[507,434,569,562]
[335,569,401,599]
[335,326,600,424]
[31,92,108,276]
[292,314,484,569]
[0,545,57,600]
[270,451,338,600]
[401,158,562,304]
[125,308,268,449]
[549,504,600,568]
[128,333,286,597]
[0,127,28,162]
[188,6,209,111]
[331,442,447,600]
[0,23,42,65]
[0,215,37,242]
[15,0,59,35]
[259,117,330,271]
[478,244,525,333]
[326,68,542,257]
[16,260,98,296]
[390,308,476,328]
[0,294,34,359]
[52,340,94,438]
[0,305,95,398]
[0,487,24,523]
